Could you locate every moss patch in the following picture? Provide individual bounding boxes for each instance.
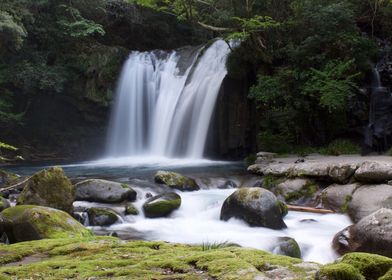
[0,237,318,279]
[316,253,392,280]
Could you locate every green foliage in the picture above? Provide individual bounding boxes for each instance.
[57,5,105,38]
[303,60,360,112]
[319,139,361,156]
[201,241,239,251]
[0,141,17,151]
[0,11,26,53]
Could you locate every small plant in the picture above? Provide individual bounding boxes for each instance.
[201,241,239,251]
[244,154,257,166]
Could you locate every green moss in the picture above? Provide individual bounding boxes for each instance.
[340,253,392,279]
[284,181,318,203]
[340,195,352,213]
[379,268,392,280]
[121,183,130,189]
[262,174,282,189]
[316,263,364,280]
[277,200,288,217]
[1,205,92,241]
[0,237,316,279]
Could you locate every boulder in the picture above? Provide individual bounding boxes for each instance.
[0,196,10,212]
[354,161,392,183]
[154,171,199,191]
[272,237,301,258]
[16,167,74,213]
[87,207,119,226]
[143,192,181,218]
[273,178,319,204]
[319,183,359,213]
[220,187,287,229]
[333,208,392,257]
[75,179,137,203]
[348,184,392,222]
[125,204,139,215]
[0,205,92,243]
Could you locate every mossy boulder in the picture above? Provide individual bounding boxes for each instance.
[16,167,74,213]
[272,237,301,259]
[0,196,10,212]
[154,171,200,191]
[316,252,392,280]
[333,208,392,257]
[220,187,287,229]
[273,178,319,205]
[143,192,181,218]
[87,207,119,226]
[75,179,137,203]
[0,205,92,243]
[125,204,139,215]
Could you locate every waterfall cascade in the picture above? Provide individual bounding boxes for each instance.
[106,40,231,159]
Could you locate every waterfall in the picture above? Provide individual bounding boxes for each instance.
[106,39,231,159]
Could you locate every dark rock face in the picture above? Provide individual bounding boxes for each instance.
[75,179,137,203]
[16,167,75,213]
[220,187,287,229]
[87,207,119,226]
[143,193,181,218]
[333,208,392,257]
[205,75,257,159]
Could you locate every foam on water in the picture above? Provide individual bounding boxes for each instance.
[91,188,351,264]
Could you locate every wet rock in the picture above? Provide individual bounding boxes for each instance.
[319,183,359,213]
[16,167,74,213]
[348,184,392,222]
[354,161,392,183]
[220,187,287,229]
[333,208,392,257]
[145,192,153,198]
[272,237,301,258]
[75,179,137,203]
[218,180,237,189]
[155,171,199,191]
[125,204,139,215]
[273,178,319,204]
[87,207,119,226]
[0,205,92,243]
[143,192,181,218]
[0,196,10,212]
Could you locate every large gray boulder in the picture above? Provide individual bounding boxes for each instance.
[348,184,392,222]
[143,192,181,218]
[16,167,74,213]
[319,183,359,213]
[220,187,287,229]
[333,208,392,257]
[354,161,392,183]
[155,171,199,191]
[75,179,137,203]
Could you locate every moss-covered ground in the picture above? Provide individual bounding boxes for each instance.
[0,237,318,280]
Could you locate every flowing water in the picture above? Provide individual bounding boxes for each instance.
[106,39,231,158]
